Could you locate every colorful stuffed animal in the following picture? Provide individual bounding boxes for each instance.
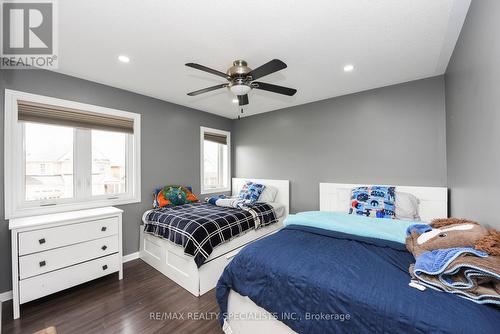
[153,185,199,208]
[164,186,187,206]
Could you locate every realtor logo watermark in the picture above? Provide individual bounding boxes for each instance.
[1,0,58,69]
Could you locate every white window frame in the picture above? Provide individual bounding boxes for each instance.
[4,89,141,219]
[200,126,231,194]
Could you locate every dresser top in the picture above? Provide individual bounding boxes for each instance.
[9,207,123,230]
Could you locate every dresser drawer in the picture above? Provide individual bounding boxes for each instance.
[19,253,120,304]
[19,235,119,280]
[18,217,118,256]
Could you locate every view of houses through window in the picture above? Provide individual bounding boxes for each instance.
[25,123,126,201]
[25,123,74,201]
[91,129,126,196]
[203,137,228,191]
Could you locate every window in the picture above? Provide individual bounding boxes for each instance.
[25,123,74,201]
[4,89,141,218]
[91,130,127,196]
[200,127,230,194]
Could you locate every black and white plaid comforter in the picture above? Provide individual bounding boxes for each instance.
[143,202,277,267]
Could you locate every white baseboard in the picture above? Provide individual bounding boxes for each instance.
[0,290,13,302]
[123,251,139,263]
[0,252,141,302]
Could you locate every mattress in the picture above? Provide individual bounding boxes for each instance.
[226,290,296,334]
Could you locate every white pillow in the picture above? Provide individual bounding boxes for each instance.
[338,188,353,212]
[258,185,278,202]
[395,192,420,221]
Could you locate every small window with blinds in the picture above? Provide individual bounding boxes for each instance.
[200,127,231,194]
[4,90,141,218]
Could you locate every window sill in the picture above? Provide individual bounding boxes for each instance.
[200,187,231,195]
[6,196,141,219]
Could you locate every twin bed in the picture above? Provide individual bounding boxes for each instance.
[217,183,500,334]
[139,178,289,296]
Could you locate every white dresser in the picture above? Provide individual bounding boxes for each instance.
[9,207,123,319]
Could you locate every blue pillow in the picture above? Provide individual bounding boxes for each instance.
[241,183,265,203]
[207,194,226,205]
[348,186,396,219]
[238,182,252,199]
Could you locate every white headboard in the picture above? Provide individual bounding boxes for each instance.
[319,183,447,222]
[232,178,290,216]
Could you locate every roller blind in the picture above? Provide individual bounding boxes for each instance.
[204,132,227,145]
[17,100,134,134]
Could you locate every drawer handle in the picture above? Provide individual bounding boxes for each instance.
[39,260,46,267]
[102,265,108,270]
[101,245,107,251]
[101,226,107,232]
[39,238,46,244]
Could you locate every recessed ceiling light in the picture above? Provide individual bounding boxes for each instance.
[232,98,238,103]
[343,64,354,72]
[118,55,130,63]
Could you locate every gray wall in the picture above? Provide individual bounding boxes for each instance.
[0,69,231,293]
[445,0,500,228]
[233,76,447,213]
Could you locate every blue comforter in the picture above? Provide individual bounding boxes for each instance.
[217,225,500,333]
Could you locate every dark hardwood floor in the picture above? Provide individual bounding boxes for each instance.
[2,259,224,334]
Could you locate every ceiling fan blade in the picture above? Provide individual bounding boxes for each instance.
[252,82,297,96]
[187,84,227,96]
[247,59,287,80]
[238,94,249,106]
[185,63,229,79]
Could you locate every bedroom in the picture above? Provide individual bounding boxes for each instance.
[0,0,499,333]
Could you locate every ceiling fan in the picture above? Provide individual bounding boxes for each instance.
[185,59,297,107]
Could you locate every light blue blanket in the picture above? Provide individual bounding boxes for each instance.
[284,211,419,244]
[414,247,489,277]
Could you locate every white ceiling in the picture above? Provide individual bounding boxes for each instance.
[55,0,471,119]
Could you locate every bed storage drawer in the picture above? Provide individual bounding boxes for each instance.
[18,217,118,255]
[19,253,120,304]
[19,235,119,280]
[199,246,242,295]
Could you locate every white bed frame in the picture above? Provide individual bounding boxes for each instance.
[139,178,289,297]
[224,182,448,334]
[319,183,448,222]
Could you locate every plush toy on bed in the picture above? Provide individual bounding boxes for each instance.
[152,185,199,208]
[405,218,500,304]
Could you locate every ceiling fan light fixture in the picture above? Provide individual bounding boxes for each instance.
[229,83,251,96]
[118,55,130,63]
[185,59,296,110]
[343,64,354,72]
